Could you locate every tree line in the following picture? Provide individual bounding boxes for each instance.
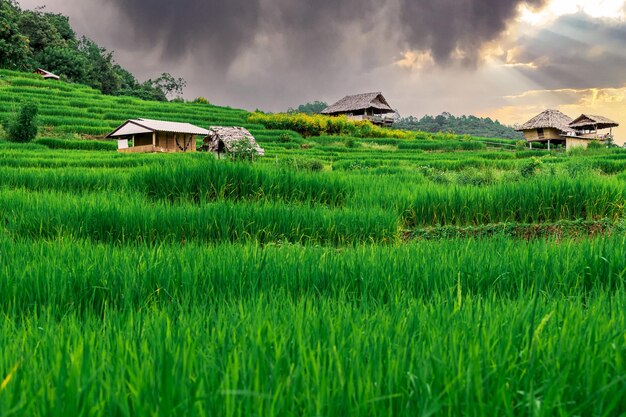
[0,0,185,101]
[393,112,523,139]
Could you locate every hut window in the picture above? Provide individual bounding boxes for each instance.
[537,128,545,139]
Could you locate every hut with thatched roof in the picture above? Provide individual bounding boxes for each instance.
[321,92,396,126]
[517,110,619,150]
[201,126,265,158]
[106,118,209,153]
[569,115,618,137]
[516,109,573,149]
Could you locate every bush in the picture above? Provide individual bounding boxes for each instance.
[418,166,452,184]
[456,168,496,186]
[5,103,38,143]
[278,133,293,143]
[520,157,543,178]
[284,158,325,172]
[248,112,415,139]
[306,159,324,172]
[344,137,359,148]
[193,97,210,104]
[228,138,258,162]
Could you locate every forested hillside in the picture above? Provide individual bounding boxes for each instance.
[0,0,183,100]
[395,112,523,139]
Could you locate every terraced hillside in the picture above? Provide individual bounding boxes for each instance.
[0,69,262,135]
[1,71,626,417]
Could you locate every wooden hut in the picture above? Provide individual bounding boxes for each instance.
[321,92,396,126]
[106,118,209,153]
[34,68,60,80]
[517,110,619,150]
[201,126,265,158]
[516,109,573,149]
[568,114,618,139]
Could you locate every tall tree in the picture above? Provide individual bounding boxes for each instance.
[0,1,30,69]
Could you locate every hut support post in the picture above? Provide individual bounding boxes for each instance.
[548,140,551,151]
[529,142,533,150]
[152,132,156,148]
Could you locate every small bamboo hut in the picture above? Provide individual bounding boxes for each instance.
[321,92,396,126]
[517,109,619,150]
[568,114,618,139]
[106,118,209,153]
[516,109,573,149]
[34,68,60,80]
[201,126,265,158]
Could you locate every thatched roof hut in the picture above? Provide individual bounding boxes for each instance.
[569,114,619,130]
[322,92,395,116]
[516,109,575,134]
[106,118,209,153]
[516,109,618,150]
[202,126,265,156]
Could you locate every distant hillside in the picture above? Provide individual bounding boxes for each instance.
[394,112,523,140]
[0,70,288,144]
[0,1,182,101]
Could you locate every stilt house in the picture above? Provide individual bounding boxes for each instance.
[106,118,209,153]
[321,92,396,126]
[517,109,619,150]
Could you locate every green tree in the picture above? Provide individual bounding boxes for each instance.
[148,73,187,100]
[78,37,121,94]
[35,46,87,81]
[5,102,38,143]
[0,1,30,69]
[287,101,328,114]
[18,9,64,54]
[45,13,75,43]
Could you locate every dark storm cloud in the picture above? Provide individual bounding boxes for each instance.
[104,0,546,70]
[512,13,626,89]
[102,0,262,64]
[398,0,546,65]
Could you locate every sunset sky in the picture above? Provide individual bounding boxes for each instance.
[19,0,626,141]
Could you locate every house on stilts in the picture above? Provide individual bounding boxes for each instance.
[321,92,396,126]
[517,109,619,150]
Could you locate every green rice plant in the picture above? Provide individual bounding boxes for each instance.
[392,176,626,227]
[0,189,398,245]
[398,140,486,151]
[1,292,624,417]
[36,138,117,151]
[133,158,351,206]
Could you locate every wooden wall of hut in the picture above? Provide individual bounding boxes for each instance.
[566,138,597,150]
[129,132,197,152]
[523,128,563,141]
[134,133,153,147]
[156,133,196,152]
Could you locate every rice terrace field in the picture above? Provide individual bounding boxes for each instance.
[1,70,626,416]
